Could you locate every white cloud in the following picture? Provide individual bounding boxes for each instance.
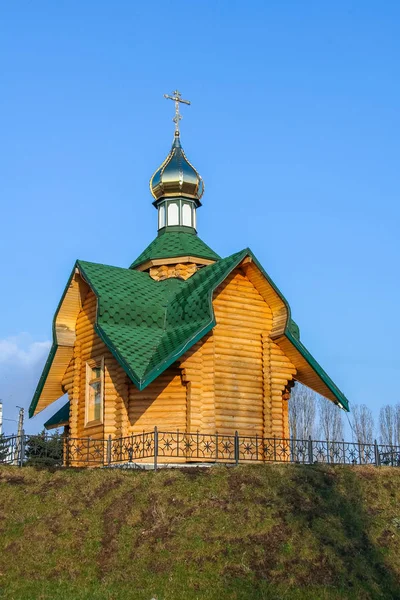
[0,334,51,367]
[0,334,52,434]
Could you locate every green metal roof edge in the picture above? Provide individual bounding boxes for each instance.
[44,401,70,430]
[96,323,143,389]
[240,250,350,412]
[285,330,350,412]
[29,342,58,418]
[138,321,216,390]
[245,248,292,322]
[29,263,79,418]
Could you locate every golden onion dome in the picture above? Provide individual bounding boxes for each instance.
[150,132,204,204]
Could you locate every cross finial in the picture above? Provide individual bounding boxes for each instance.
[164,90,191,136]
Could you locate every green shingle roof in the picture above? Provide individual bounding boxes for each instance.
[30,245,350,418]
[44,401,70,430]
[129,231,220,269]
[78,250,244,389]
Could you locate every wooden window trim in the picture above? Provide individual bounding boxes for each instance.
[84,356,104,428]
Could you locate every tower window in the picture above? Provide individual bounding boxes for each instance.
[167,202,179,226]
[158,204,166,229]
[85,357,104,426]
[182,203,192,227]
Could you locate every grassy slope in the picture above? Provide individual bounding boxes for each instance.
[0,464,399,600]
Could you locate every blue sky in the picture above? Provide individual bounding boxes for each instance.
[1,1,399,435]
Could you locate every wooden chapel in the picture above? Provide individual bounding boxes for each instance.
[30,91,349,463]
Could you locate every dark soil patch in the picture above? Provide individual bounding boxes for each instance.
[98,489,135,574]
[0,474,26,485]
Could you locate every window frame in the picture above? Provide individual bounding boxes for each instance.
[193,204,197,230]
[182,202,192,227]
[167,201,179,226]
[158,202,166,229]
[84,356,104,428]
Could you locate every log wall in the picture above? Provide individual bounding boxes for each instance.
[180,333,215,433]
[67,290,123,441]
[65,266,298,455]
[127,367,187,433]
[268,340,296,438]
[180,266,297,439]
[211,269,271,436]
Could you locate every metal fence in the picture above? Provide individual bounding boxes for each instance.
[1,429,400,468]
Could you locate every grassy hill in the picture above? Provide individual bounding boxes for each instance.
[0,463,399,600]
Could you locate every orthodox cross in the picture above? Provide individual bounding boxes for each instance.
[164,90,191,135]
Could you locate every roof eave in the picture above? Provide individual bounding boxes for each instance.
[44,401,70,430]
[29,343,58,418]
[285,330,350,412]
[29,262,80,418]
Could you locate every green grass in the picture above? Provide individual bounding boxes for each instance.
[0,464,399,599]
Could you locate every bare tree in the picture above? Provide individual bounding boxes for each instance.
[351,404,375,444]
[395,404,400,446]
[318,396,344,441]
[380,404,396,446]
[289,383,316,440]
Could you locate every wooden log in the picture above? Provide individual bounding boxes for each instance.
[214,348,261,361]
[214,337,262,350]
[214,358,262,372]
[215,415,263,425]
[214,334,265,348]
[213,297,272,314]
[214,382,263,393]
[213,310,271,327]
[213,326,266,341]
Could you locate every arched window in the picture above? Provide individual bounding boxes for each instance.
[182,203,192,227]
[158,204,166,229]
[167,202,179,226]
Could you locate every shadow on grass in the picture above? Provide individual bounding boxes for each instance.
[279,466,400,599]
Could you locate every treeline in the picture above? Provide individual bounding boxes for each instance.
[290,383,400,446]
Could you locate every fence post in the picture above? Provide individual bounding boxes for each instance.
[234,431,239,466]
[107,435,112,466]
[19,433,26,467]
[154,426,158,471]
[62,433,69,467]
[357,440,362,465]
[308,436,313,465]
[374,439,380,467]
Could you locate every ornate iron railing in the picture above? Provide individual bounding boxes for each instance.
[1,430,400,468]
